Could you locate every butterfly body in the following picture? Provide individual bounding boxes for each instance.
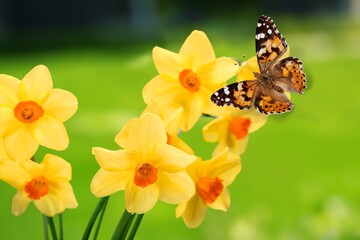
[211,15,306,115]
[253,72,283,93]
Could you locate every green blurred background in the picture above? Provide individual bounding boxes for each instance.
[1,0,360,239]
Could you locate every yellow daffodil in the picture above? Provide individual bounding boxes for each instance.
[176,151,241,228]
[5,154,78,216]
[0,65,78,161]
[142,30,239,132]
[203,109,267,156]
[91,113,196,214]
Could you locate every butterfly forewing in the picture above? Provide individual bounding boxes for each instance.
[211,81,258,109]
[256,15,288,73]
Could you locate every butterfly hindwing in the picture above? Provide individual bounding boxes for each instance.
[254,87,294,115]
[256,15,288,72]
[271,57,307,94]
[211,81,258,110]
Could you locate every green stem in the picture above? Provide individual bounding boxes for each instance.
[93,196,109,239]
[58,214,63,240]
[43,215,49,240]
[47,216,58,240]
[111,209,135,240]
[126,214,144,240]
[82,196,110,240]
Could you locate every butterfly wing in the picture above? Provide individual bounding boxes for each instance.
[254,86,294,115]
[256,15,288,73]
[211,81,258,110]
[270,57,307,94]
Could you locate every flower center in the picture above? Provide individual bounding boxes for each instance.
[179,69,200,93]
[14,101,44,123]
[196,177,224,204]
[229,117,251,140]
[134,163,158,188]
[24,176,49,200]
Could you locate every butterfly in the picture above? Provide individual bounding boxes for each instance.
[211,15,306,115]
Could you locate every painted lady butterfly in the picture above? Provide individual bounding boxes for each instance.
[211,15,306,115]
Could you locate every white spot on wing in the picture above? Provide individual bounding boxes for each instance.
[224,87,230,95]
[256,33,265,40]
[267,29,272,34]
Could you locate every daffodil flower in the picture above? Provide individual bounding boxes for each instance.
[5,154,78,217]
[0,65,78,161]
[142,30,239,132]
[203,109,267,156]
[176,151,241,228]
[91,113,196,214]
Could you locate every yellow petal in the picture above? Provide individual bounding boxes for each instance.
[178,94,204,131]
[42,89,78,122]
[145,103,183,136]
[211,141,230,158]
[153,143,196,171]
[21,65,53,103]
[32,115,69,150]
[0,138,7,160]
[0,106,21,136]
[168,134,194,155]
[237,56,259,81]
[245,109,268,133]
[142,75,178,105]
[42,154,72,180]
[126,113,167,152]
[177,195,208,228]
[143,101,183,136]
[92,148,133,171]
[12,190,31,216]
[203,103,234,118]
[179,30,215,71]
[4,126,39,162]
[125,182,159,214]
[207,152,241,187]
[228,135,249,156]
[176,201,187,218]
[157,171,195,204]
[0,159,30,188]
[115,118,138,149]
[202,116,229,142]
[0,74,20,106]
[208,188,230,211]
[50,180,78,209]
[152,46,188,77]
[35,193,64,217]
[198,57,239,85]
[91,169,129,197]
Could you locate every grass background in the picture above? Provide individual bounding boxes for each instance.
[1,13,360,239]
